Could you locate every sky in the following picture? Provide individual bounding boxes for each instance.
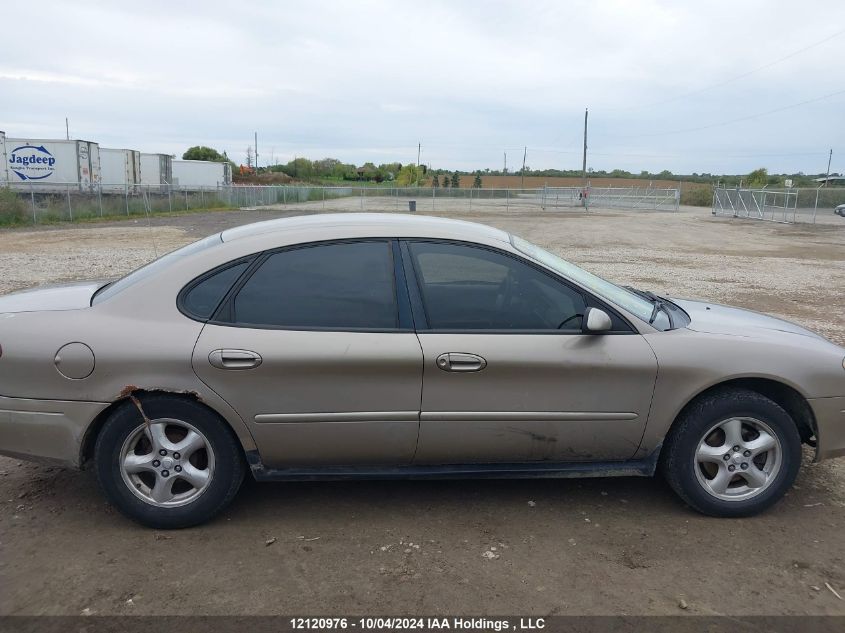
[1,0,844,175]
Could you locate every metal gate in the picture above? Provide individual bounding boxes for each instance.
[712,187,797,223]
[542,186,679,210]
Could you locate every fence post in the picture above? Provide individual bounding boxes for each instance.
[66,184,73,222]
[432,186,435,212]
[185,189,189,211]
[98,183,103,217]
[506,188,509,212]
[360,187,364,210]
[125,183,130,215]
[201,188,205,208]
[168,184,172,212]
[30,184,36,224]
[469,186,473,211]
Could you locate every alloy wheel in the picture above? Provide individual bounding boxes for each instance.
[693,416,782,502]
[119,418,216,507]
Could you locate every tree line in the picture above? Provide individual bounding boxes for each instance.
[181,146,836,189]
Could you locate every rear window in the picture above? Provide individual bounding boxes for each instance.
[181,260,251,320]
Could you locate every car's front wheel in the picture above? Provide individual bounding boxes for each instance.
[661,387,802,517]
[95,395,245,528]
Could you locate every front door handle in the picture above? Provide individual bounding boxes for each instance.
[208,349,263,370]
[436,352,487,372]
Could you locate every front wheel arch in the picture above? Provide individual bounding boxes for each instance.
[664,377,816,453]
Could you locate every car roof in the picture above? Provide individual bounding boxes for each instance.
[220,213,511,244]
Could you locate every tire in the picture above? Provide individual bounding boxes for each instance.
[660,387,801,517]
[95,394,245,528]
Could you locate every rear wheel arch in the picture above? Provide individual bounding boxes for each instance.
[80,390,254,468]
[92,391,246,528]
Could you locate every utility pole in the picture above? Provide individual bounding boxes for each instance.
[65,117,69,140]
[503,152,507,175]
[521,146,527,189]
[416,142,421,186]
[254,132,258,171]
[582,108,589,185]
[825,148,833,187]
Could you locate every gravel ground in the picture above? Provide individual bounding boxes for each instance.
[0,204,844,616]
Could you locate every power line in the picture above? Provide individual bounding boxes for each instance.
[610,27,845,112]
[527,148,832,159]
[610,87,845,139]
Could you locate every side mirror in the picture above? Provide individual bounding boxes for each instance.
[582,307,612,333]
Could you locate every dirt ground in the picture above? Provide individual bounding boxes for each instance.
[0,204,844,616]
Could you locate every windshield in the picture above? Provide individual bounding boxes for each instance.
[509,234,664,327]
[92,233,224,305]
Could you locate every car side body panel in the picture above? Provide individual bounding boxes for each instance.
[0,395,108,467]
[413,332,658,463]
[0,304,259,464]
[192,327,424,466]
[636,328,845,459]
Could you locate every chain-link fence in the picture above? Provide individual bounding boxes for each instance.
[712,186,845,224]
[221,184,680,214]
[0,182,230,224]
[0,183,683,225]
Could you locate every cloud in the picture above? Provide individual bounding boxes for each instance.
[1,0,843,174]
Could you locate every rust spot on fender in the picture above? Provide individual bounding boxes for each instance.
[118,385,140,399]
[117,386,203,402]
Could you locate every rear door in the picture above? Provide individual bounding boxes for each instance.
[402,240,658,464]
[190,240,423,468]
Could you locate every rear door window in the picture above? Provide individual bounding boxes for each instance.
[233,241,398,329]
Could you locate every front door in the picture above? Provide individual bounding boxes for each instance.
[192,240,423,468]
[402,240,658,464]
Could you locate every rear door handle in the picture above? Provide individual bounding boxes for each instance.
[208,349,263,370]
[436,353,487,372]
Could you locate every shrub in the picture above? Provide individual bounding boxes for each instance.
[681,186,713,207]
[0,188,29,225]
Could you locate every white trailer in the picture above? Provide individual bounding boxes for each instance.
[172,159,232,188]
[139,153,172,187]
[3,137,100,192]
[100,148,141,192]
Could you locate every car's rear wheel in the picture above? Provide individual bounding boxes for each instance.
[95,395,245,528]
[661,387,801,517]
